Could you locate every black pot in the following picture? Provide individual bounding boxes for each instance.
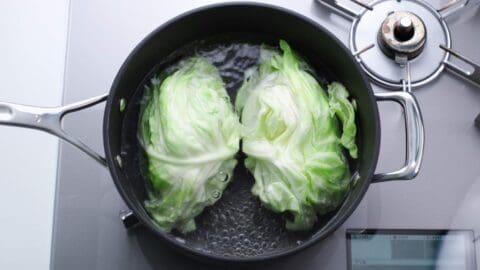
[0,2,424,263]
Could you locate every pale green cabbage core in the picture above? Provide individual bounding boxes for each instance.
[235,40,358,231]
[138,56,240,233]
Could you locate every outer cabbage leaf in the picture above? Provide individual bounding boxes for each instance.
[236,40,358,231]
[139,56,240,233]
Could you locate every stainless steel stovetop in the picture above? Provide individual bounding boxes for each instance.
[51,0,480,269]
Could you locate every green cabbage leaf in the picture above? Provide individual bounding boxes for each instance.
[138,56,240,233]
[235,40,358,230]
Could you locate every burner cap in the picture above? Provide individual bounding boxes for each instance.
[378,11,426,61]
[350,0,451,89]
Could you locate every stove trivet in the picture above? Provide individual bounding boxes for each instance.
[318,0,480,91]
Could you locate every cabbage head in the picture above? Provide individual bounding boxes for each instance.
[235,40,358,231]
[139,56,240,233]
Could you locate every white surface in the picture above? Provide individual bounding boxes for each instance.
[0,1,69,269]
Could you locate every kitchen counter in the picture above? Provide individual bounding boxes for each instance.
[0,1,69,269]
[2,1,479,269]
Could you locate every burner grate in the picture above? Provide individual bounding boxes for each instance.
[318,0,480,92]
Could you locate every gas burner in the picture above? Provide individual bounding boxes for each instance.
[378,11,426,61]
[318,0,480,91]
[350,0,450,88]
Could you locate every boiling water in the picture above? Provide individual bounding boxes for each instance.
[126,35,336,258]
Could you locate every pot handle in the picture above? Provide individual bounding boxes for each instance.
[372,91,424,182]
[0,94,108,166]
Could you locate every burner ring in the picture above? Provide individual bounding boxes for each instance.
[378,11,426,60]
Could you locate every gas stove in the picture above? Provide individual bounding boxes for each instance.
[51,0,480,269]
[320,0,480,91]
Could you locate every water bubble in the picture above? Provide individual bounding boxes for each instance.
[174,237,186,244]
[211,190,221,199]
[216,171,229,182]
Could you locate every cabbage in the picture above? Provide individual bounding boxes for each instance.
[138,56,240,233]
[235,40,358,231]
